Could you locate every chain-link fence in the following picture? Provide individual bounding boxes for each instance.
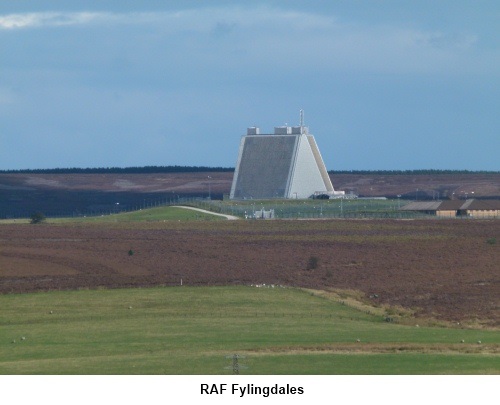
[2,196,496,220]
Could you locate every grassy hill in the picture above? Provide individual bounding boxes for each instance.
[1,286,498,374]
[1,206,226,224]
[55,206,226,223]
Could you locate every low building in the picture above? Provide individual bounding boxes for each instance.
[400,199,500,218]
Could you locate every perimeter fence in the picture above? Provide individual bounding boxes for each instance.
[185,198,490,220]
[2,195,497,220]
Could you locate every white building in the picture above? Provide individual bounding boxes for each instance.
[230,116,343,199]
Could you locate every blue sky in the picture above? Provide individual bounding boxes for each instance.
[1,1,499,171]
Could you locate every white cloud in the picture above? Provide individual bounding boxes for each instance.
[0,11,162,29]
[0,7,494,76]
[0,12,91,29]
[0,7,338,32]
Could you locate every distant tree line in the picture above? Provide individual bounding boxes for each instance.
[328,169,499,175]
[0,167,497,175]
[0,165,234,174]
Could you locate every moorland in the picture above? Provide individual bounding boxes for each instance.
[1,170,499,218]
[1,213,498,327]
[1,166,499,375]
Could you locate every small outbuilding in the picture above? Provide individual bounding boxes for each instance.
[400,199,500,218]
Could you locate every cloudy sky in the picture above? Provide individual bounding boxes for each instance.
[1,0,499,171]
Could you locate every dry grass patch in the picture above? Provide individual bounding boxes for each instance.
[243,342,500,355]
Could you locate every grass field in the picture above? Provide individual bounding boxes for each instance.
[0,206,226,224]
[2,198,427,222]
[1,286,498,375]
[61,206,226,223]
[192,198,424,219]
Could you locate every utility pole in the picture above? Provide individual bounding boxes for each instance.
[232,354,240,375]
[225,354,247,374]
[207,176,212,200]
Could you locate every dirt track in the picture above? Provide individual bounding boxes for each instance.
[1,219,498,326]
[172,206,239,220]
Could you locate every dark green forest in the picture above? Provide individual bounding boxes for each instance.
[329,169,499,175]
[1,167,498,175]
[0,166,234,174]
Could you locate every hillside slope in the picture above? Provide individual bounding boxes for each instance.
[1,172,499,217]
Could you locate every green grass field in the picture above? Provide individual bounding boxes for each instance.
[56,206,226,223]
[0,197,449,223]
[194,198,419,219]
[1,206,226,224]
[1,286,498,375]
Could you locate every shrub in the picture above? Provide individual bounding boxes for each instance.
[30,212,46,224]
[307,256,319,270]
[486,238,496,245]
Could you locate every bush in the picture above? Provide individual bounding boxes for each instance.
[30,212,46,224]
[486,238,496,245]
[307,256,319,270]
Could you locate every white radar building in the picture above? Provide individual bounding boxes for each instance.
[230,111,343,200]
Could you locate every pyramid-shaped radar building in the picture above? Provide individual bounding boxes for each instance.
[230,124,338,199]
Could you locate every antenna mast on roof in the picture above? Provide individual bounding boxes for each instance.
[300,109,304,127]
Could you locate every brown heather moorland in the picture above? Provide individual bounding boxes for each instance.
[0,219,498,326]
[1,171,499,217]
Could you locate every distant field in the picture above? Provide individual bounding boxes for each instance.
[54,206,226,223]
[1,216,498,325]
[1,171,499,219]
[0,206,226,224]
[201,197,415,219]
[1,286,498,375]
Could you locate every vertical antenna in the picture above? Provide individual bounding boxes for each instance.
[300,109,304,127]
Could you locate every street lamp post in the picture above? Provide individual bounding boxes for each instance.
[207,176,212,200]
